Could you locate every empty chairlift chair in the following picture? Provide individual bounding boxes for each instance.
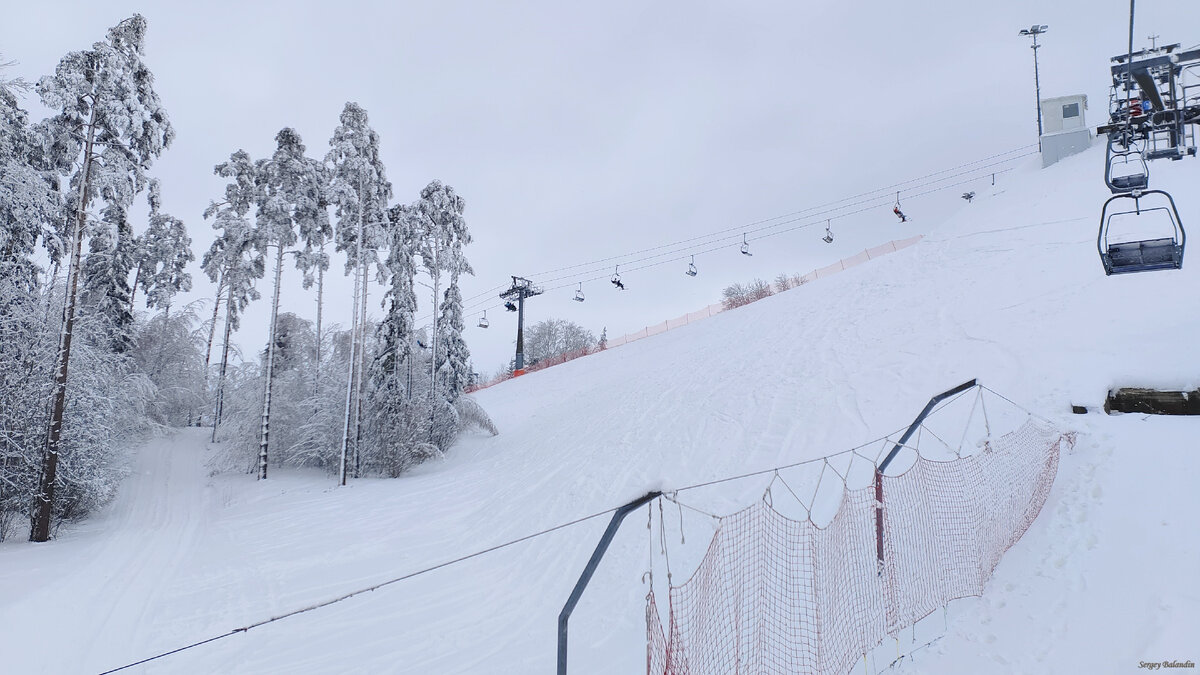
[1098,189,1186,275]
[477,311,489,328]
[1104,140,1149,194]
[574,282,585,302]
[685,255,698,277]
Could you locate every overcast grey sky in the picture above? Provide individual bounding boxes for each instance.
[5,1,1198,375]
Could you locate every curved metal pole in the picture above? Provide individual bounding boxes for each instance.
[874,380,977,570]
[558,491,661,674]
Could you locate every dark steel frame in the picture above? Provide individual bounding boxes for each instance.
[557,491,662,675]
[873,380,978,569]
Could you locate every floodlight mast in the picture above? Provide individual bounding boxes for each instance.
[500,276,544,375]
[1019,24,1049,150]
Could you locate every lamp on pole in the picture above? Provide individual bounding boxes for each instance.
[1019,24,1049,151]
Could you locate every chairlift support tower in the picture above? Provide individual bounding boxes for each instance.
[500,276,543,375]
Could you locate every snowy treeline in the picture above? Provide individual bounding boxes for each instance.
[0,15,492,542]
[720,271,809,310]
[203,105,494,482]
[1,16,197,541]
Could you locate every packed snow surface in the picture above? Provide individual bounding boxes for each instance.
[1,142,1197,673]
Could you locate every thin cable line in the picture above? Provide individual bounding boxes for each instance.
[518,144,1037,280]
[445,160,1029,321]
[96,501,624,674]
[979,385,1055,424]
[447,149,1035,320]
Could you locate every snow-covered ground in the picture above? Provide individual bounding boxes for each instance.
[1,140,1198,674]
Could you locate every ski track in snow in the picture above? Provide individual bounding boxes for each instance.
[0,143,1198,673]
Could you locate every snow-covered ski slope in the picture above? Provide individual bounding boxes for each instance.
[2,141,1198,674]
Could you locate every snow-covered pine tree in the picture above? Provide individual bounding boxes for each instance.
[79,202,136,352]
[292,158,331,389]
[326,102,392,484]
[202,150,266,440]
[381,202,419,390]
[0,58,63,540]
[32,14,173,541]
[1,69,65,284]
[254,127,325,480]
[414,180,473,407]
[388,180,473,452]
[135,180,193,314]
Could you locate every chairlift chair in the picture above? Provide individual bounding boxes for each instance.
[740,234,752,256]
[893,192,909,222]
[685,255,698,277]
[610,265,626,290]
[1104,139,1150,193]
[477,311,489,328]
[1098,189,1185,275]
[574,282,585,302]
[822,220,834,244]
[504,301,518,312]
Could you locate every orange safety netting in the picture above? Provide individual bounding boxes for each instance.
[647,419,1063,675]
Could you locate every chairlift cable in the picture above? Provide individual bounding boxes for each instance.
[514,145,1037,280]
[446,166,1025,321]
[453,157,1029,313]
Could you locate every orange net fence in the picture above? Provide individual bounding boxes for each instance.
[647,418,1064,674]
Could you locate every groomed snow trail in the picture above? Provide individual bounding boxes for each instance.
[0,428,216,673]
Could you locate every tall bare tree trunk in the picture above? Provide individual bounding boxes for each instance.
[353,269,367,478]
[128,265,141,310]
[340,179,366,486]
[42,263,61,327]
[203,277,224,387]
[428,242,439,440]
[338,246,363,486]
[258,245,285,480]
[32,102,97,542]
[314,256,324,397]
[211,279,236,443]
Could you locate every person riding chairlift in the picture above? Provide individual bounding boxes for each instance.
[612,278,625,290]
[893,205,908,223]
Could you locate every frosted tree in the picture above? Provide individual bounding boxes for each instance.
[79,202,136,352]
[412,180,473,407]
[326,102,392,484]
[523,318,596,366]
[380,202,419,390]
[0,57,63,539]
[133,179,193,314]
[202,150,265,439]
[254,127,325,479]
[31,14,173,541]
[0,66,65,287]
[292,159,331,387]
[132,301,206,425]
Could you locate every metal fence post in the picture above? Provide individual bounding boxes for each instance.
[874,380,978,569]
[558,491,662,675]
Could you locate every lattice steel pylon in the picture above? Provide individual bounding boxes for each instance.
[500,276,543,375]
